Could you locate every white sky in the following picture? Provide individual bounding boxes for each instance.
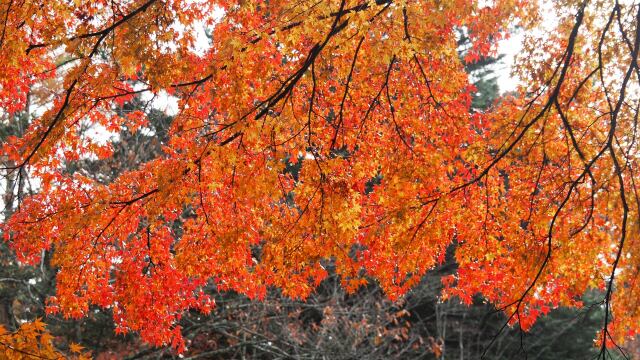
[497,31,524,93]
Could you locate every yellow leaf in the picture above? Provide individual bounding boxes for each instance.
[70,342,84,353]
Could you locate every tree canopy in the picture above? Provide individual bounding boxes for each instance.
[1,0,639,357]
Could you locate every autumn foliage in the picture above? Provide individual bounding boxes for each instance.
[1,0,640,356]
[0,319,89,359]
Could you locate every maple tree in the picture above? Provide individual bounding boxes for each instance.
[1,0,640,357]
[0,319,90,359]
